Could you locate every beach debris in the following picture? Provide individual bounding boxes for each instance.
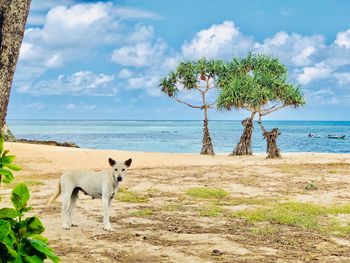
[305,182,318,191]
[211,249,223,256]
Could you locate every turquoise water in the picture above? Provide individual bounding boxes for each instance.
[7,120,350,153]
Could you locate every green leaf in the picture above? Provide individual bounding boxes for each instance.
[0,220,11,241]
[0,169,14,184]
[5,163,22,171]
[24,217,45,236]
[11,183,30,212]
[0,241,18,263]
[30,235,48,245]
[27,239,59,263]
[0,155,15,165]
[0,208,17,219]
[21,254,43,263]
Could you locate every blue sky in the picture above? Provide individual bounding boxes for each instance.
[8,0,350,120]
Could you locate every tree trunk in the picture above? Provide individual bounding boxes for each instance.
[258,114,281,159]
[0,0,32,133]
[231,113,255,156]
[263,128,281,158]
[3,122,15,141]
[200,119,215,155]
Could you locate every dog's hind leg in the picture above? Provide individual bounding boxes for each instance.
[68,188,79,227]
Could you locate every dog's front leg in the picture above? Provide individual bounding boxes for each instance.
[102,196,113,231]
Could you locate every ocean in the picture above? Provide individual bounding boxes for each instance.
[6,120,350,153]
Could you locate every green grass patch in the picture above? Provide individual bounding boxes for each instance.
[129,208,153,217]
[328,169,339,174]
[186,187,229,200]
[328,220,350,236]
[230,202,324,229]
[215,196,281,206]
[198,205,222,217]
[326,203,350,214]
[229,201,350,233]
[116,187,149,203]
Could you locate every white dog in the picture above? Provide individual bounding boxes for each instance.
[48,157,132,231]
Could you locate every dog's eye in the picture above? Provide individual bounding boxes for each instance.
[122,168,125,171]
[115,169,118,171]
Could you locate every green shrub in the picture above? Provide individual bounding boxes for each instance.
[0,135,59,262]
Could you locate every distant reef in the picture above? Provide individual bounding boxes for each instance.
[15,139,79,148]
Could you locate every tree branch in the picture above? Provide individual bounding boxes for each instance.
[174,97,203,109]
[257,113,267,133]
[261,104,287,116]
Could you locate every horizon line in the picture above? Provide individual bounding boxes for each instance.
[7,119,350,122]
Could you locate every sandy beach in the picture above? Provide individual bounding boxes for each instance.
[2,142,350,262]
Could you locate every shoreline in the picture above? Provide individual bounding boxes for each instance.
[5,142,350,172]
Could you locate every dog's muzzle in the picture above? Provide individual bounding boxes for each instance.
[117,176,122,182]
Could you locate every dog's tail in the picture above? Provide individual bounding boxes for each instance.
[48,182,61,205]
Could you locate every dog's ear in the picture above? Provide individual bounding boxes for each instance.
[124,158,132,168]
[109,158,116,167]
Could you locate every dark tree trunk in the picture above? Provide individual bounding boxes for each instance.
[263,128,281,159]
[200,119,215,155]
[0,0,32,133]
[231,116,254,156]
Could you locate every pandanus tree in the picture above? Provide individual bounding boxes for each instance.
[218,53,304,158]
[160,58,224,155]
[0,0,32,140]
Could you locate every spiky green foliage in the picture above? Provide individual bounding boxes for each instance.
[160,58,225,98]
[217,53,305,114]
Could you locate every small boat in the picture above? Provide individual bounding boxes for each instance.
[308,133,321,138]
[327,134,346,139]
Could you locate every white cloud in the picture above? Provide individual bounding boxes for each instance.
[304,88,340,105]
[18,71,117,96]
[335,29,350,48]
[181,21,254,60]
[17,2,162,86]
[112,6,162,20]
[111,40,166,67]
[118,68,133,78]
[30,0,75,12]
[44,54,63,67]
[127,25,154,42]
[334,72,350,86]
[65,103,96,110]
[254,31,325,66]
[127,76,160,96]
[297,63,333,85]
